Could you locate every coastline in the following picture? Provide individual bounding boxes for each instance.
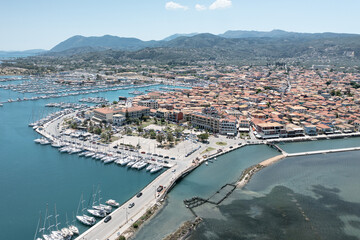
[34,106,360,239]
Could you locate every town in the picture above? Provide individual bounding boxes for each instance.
[64,64,360,141]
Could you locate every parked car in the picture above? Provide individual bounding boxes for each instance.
[136,192,143,198]
[104,215,111,223]
[128,202,135,208]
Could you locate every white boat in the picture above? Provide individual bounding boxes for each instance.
[146,164,155,171]
[127,160,136,167]
[85,152,95,157]
[76,215,96,226]
[104,157,116,164]
[150,165,163,173]
[87,209,106,218]
[120,157,131,166]
[40,139,51,145]
[51,142,63,148]
[76,194,96,226]
[34,138,43,144]
[106,199,119,207]
[68,225,79,235]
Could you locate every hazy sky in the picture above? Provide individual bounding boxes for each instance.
[1,0,360,50]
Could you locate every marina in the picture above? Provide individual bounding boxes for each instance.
[0,78,173,239]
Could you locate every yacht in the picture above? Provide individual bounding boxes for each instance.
[104,157,116,164]
[68,225,79,235]
[150,165,163,173]
[105,199,119,207]
[87,209,106,218]
[76,194,96,226]
[135,161,148,170]
[51,142,64,148]
[127,160,136,167]
[146,164,155,171]
[85,152,95,158]
[76,215,96,226]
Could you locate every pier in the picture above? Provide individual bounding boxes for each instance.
[286,146,360,157]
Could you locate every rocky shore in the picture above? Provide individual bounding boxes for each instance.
[163,217,203,240]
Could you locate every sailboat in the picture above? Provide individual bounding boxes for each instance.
[92,187,112,214]
[68,213,79,235]
[34,211,43,240]
[76,194,96,226]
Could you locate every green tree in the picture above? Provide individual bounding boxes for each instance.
[197,133,209,142]
[137,126,143,133]
[167,132,174,142]
[113,100,118,104]
[156,134,164,145]
[94,128,102,135]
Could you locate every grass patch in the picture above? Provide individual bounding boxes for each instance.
[216,141,227,146]
[201,147,216,154]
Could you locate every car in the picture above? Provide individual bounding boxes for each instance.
[141,151,145,154]
[170,157,176,160]
[128,202,135,208]
[157,185,163,192]
[164,156,169,159]
[164,160,169,164]
[104,215,112,223]
[136,192,143,198]
[172,169,176,173]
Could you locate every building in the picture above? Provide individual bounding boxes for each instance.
[253,122,286,139]
[113,114,126,126]
[92,107,121,123]
[219,119,237,135]
[304,124,317,136]
[191,113,220,133]
[285,124,304,137]
[138,99,159,109]
[121,106,150,119]
[167,110,184,123]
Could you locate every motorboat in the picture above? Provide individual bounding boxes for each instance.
[105,199,119,207]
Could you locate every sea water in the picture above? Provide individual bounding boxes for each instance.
[0,78,181,239]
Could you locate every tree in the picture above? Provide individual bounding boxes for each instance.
[94,128,102,135]
[137,126,143,133]
[156,134,164,145]
[113,100,118,104]
[149,129,156,139]
[197,133,209,142]
[167,132,174,142]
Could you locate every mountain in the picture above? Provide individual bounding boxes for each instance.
[0,49,46,59]
[50,35,159,52]
[220,29,359,39]
[162,33,199,41]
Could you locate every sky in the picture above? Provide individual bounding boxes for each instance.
[1,0,360,51]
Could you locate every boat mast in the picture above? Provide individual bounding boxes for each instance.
[54,203,60,231]
[33,210,42,240]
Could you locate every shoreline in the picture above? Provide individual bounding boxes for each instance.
[34,106,360,239]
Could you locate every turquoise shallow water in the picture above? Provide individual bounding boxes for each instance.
[0,79,182,239]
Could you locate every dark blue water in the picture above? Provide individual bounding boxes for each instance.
[0,78,182,239]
